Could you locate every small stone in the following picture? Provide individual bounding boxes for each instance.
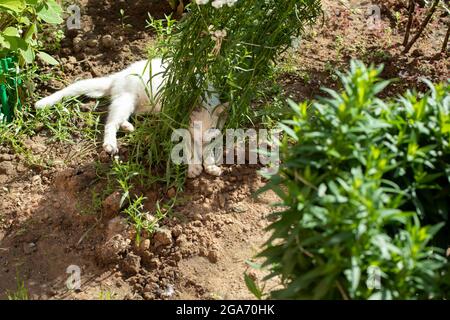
[65,63,74,72]
[192,220,203,227]
[73,45,83,53]
[207,250,219,263]
[87,38,98,48]
[149,258,161,268]
[106,217,128,240]
[102,191,122,217]
[0,161,14,175]
[121,253,141,275]
[231,202,247,213]
[167,187,176,198]
[176,234,187,246]
[0,175,8,185]
[68,56,77,64]
[153,228,173,248]
[172,225,183,237]
[205,185,214,195]
[140,239,151,251]
[98,150,111,163]
[172,252,182,262]
[144,282,159,293]
[24,242,37,254]
[0,154,14,162]
[61,48,72,55]
[31,175,41,185]
[101,35,114,48]
[72,37,83,46]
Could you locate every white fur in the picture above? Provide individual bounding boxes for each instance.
[35,58,224,178]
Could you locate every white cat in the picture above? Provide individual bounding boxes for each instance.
[35,58,225,178]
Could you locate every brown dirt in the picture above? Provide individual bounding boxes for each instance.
[0,0,448,300]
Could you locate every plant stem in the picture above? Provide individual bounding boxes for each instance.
[403,0,416,46]
[442,20,450,53]
[403,0,440,53]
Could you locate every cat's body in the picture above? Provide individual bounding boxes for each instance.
[35,58,224,178]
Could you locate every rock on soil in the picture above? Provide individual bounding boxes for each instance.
[97,234,131,265]
[153,228,173,248]
[0,162,15,176]
[121,253,141,275]
[103,191,123,217]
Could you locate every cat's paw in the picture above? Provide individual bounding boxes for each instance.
[103,142,119,155]
[120,121,135,133]
[204,165,222,177]
[188,164,203,178]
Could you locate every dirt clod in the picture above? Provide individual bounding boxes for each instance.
[0,162,14,176]
[121,253,141,275]
[153,228,173,248]
[103,191,122,217]
[101,35,114,48]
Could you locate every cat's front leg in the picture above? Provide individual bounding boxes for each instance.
[187,135,204,178]
[103,94,135,155]
[203,128,223,177]
[103,123,120,155]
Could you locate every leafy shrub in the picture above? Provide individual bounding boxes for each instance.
[258,61,450,299]
[0,0,63,65]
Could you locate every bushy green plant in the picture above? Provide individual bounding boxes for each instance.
[258,61,450,299]
[0,0,63,65]
[133,0,322,188]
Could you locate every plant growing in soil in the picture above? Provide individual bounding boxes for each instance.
[402,0,449,54]
[130,0,322,189]
[257,61,450,299]
[106,0,321,240]
[0,0,63,65]
[6,274,28,300]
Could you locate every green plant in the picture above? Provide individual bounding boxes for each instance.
[146,13,177,58]
[119,8,132,29]
[107,159,173,243]
[98,290,116,300]
[402,0,449,54]
[0,0,63,65]
[258,61,450,299]
[7,274,29,300]
[0,96,101,166]
[134,0,322,189]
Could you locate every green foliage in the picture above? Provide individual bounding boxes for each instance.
[108,159,173,243]
[137,0,322,187]
[146,13,177,59]
[6,274,29,300]
[259,61,450,299]
[0,97,101,165]
[0,0,63,65]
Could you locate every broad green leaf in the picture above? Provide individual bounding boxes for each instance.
[0,0,25,12]
[36,0,63,24]
[37,51,59,65]
[2,27,19,37]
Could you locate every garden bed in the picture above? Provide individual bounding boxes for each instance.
[0,0,448,300]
